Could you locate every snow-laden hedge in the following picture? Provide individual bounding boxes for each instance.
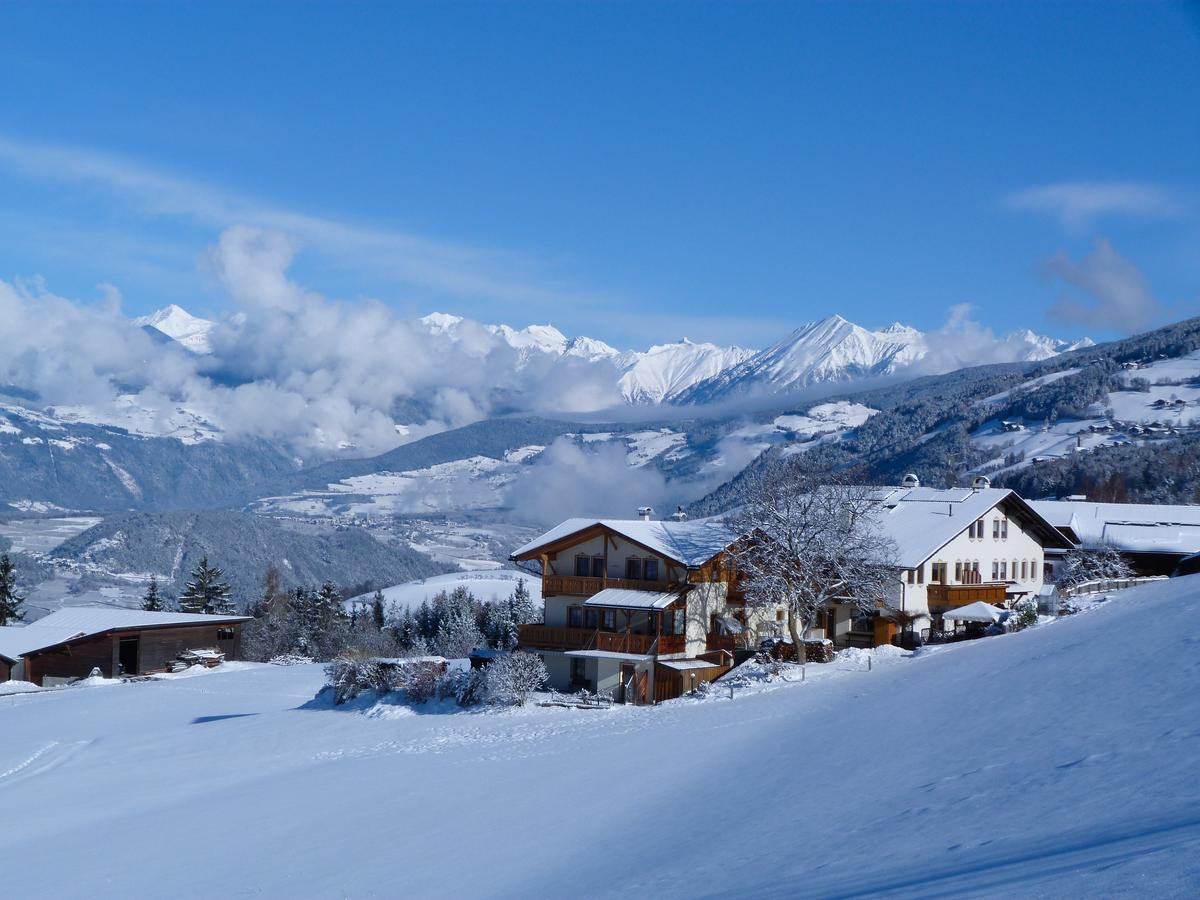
[325,651,547,708]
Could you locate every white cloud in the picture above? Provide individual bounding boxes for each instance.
[0,225,631,457]
[1043,239,1166,333]
[0,132,604,310]
[507,438,676,527]
[1006,181,1181,230]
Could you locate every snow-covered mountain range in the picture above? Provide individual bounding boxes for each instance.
[676,316,1095,404]
[141,303,1090,410]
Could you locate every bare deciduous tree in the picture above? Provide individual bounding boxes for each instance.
[1056,544,1133,589]
[725,457,898,654]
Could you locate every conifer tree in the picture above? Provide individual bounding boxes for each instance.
[141,575,165,612]
[178,555,234,615]
[0,553,26,626]
[371,590,386,631]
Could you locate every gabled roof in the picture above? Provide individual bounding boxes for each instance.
[0,608,250,662]
[511,516,737,568]
[868,486,1072,568]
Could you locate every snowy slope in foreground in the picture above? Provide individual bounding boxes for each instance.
[347,569,541,610]
[2,578,1198,897]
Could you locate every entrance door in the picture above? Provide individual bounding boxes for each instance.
[118,636,139,676]
[619,664,635,705]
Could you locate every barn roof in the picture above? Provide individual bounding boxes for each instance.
[0,625,90,663]
[0,609,250,662]
[31,608,250,633]
[1030,499,1200,555]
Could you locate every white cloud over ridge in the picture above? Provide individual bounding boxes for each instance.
[0,225,627,457]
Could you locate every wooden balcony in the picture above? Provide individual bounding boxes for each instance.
[542,574,675,598]
[705,633,742,653]
[517,624,657,655]
[926,582,1007,608]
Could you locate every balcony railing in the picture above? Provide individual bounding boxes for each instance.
[517,624,657,655]
[541,574,676,598]
[926,582,1007,607]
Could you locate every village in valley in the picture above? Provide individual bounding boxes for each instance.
[3,3,1199,897]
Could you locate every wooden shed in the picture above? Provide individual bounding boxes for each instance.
[0,609,250,686]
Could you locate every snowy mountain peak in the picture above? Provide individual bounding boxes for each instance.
[133,305,215,354]
[420,312,464,334]
[618,339,755,404]
[486,323,569,355]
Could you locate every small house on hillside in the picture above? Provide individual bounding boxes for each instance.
[0,608,250,686]
[863,476,1072,645]
[510,513,752,704]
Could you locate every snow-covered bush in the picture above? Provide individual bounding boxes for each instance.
[484,651,547,706]
[401,660,443,704]
[1009,598,1039,631]
[435,667,488,706]
[325,653,400,705]
[269,653,314,666]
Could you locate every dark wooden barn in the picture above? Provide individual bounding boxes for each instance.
[0,609,250,686]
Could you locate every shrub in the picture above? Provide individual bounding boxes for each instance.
[325,653,399,705]
[401,660,443,704]
[485,651,548,706]
[436,668,488,706]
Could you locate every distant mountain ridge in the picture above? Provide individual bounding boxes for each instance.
[675,315,1095,404]
[130,303,1090,411]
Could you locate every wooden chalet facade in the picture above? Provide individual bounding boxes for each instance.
[510,515,774,703]
[0,609,249,686]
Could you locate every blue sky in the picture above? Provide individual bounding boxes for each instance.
[1,1,1197,348]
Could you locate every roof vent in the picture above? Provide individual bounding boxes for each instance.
[671,506,688,522]
[637,506,654,521]
[901,473,920,489]
[972,475,991,492]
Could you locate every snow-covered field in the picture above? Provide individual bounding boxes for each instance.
[346,569,541,610]
[2,576,1197,897]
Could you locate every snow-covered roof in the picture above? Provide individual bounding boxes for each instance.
[583,588,680,610]
[658,658,723,671]
[31,608,250,634]
[1030,500,1200,555]
[869,486,1070,568]
[512,516,738,567]
[0,625,90,662]
[943,601,1004,623]
[562,649,653,660]
[513,487,1067,572]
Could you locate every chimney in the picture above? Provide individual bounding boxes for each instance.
[901,473,920,489]
[671,506,688,522]
[972,475,991,492]
[637,506,654,521]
